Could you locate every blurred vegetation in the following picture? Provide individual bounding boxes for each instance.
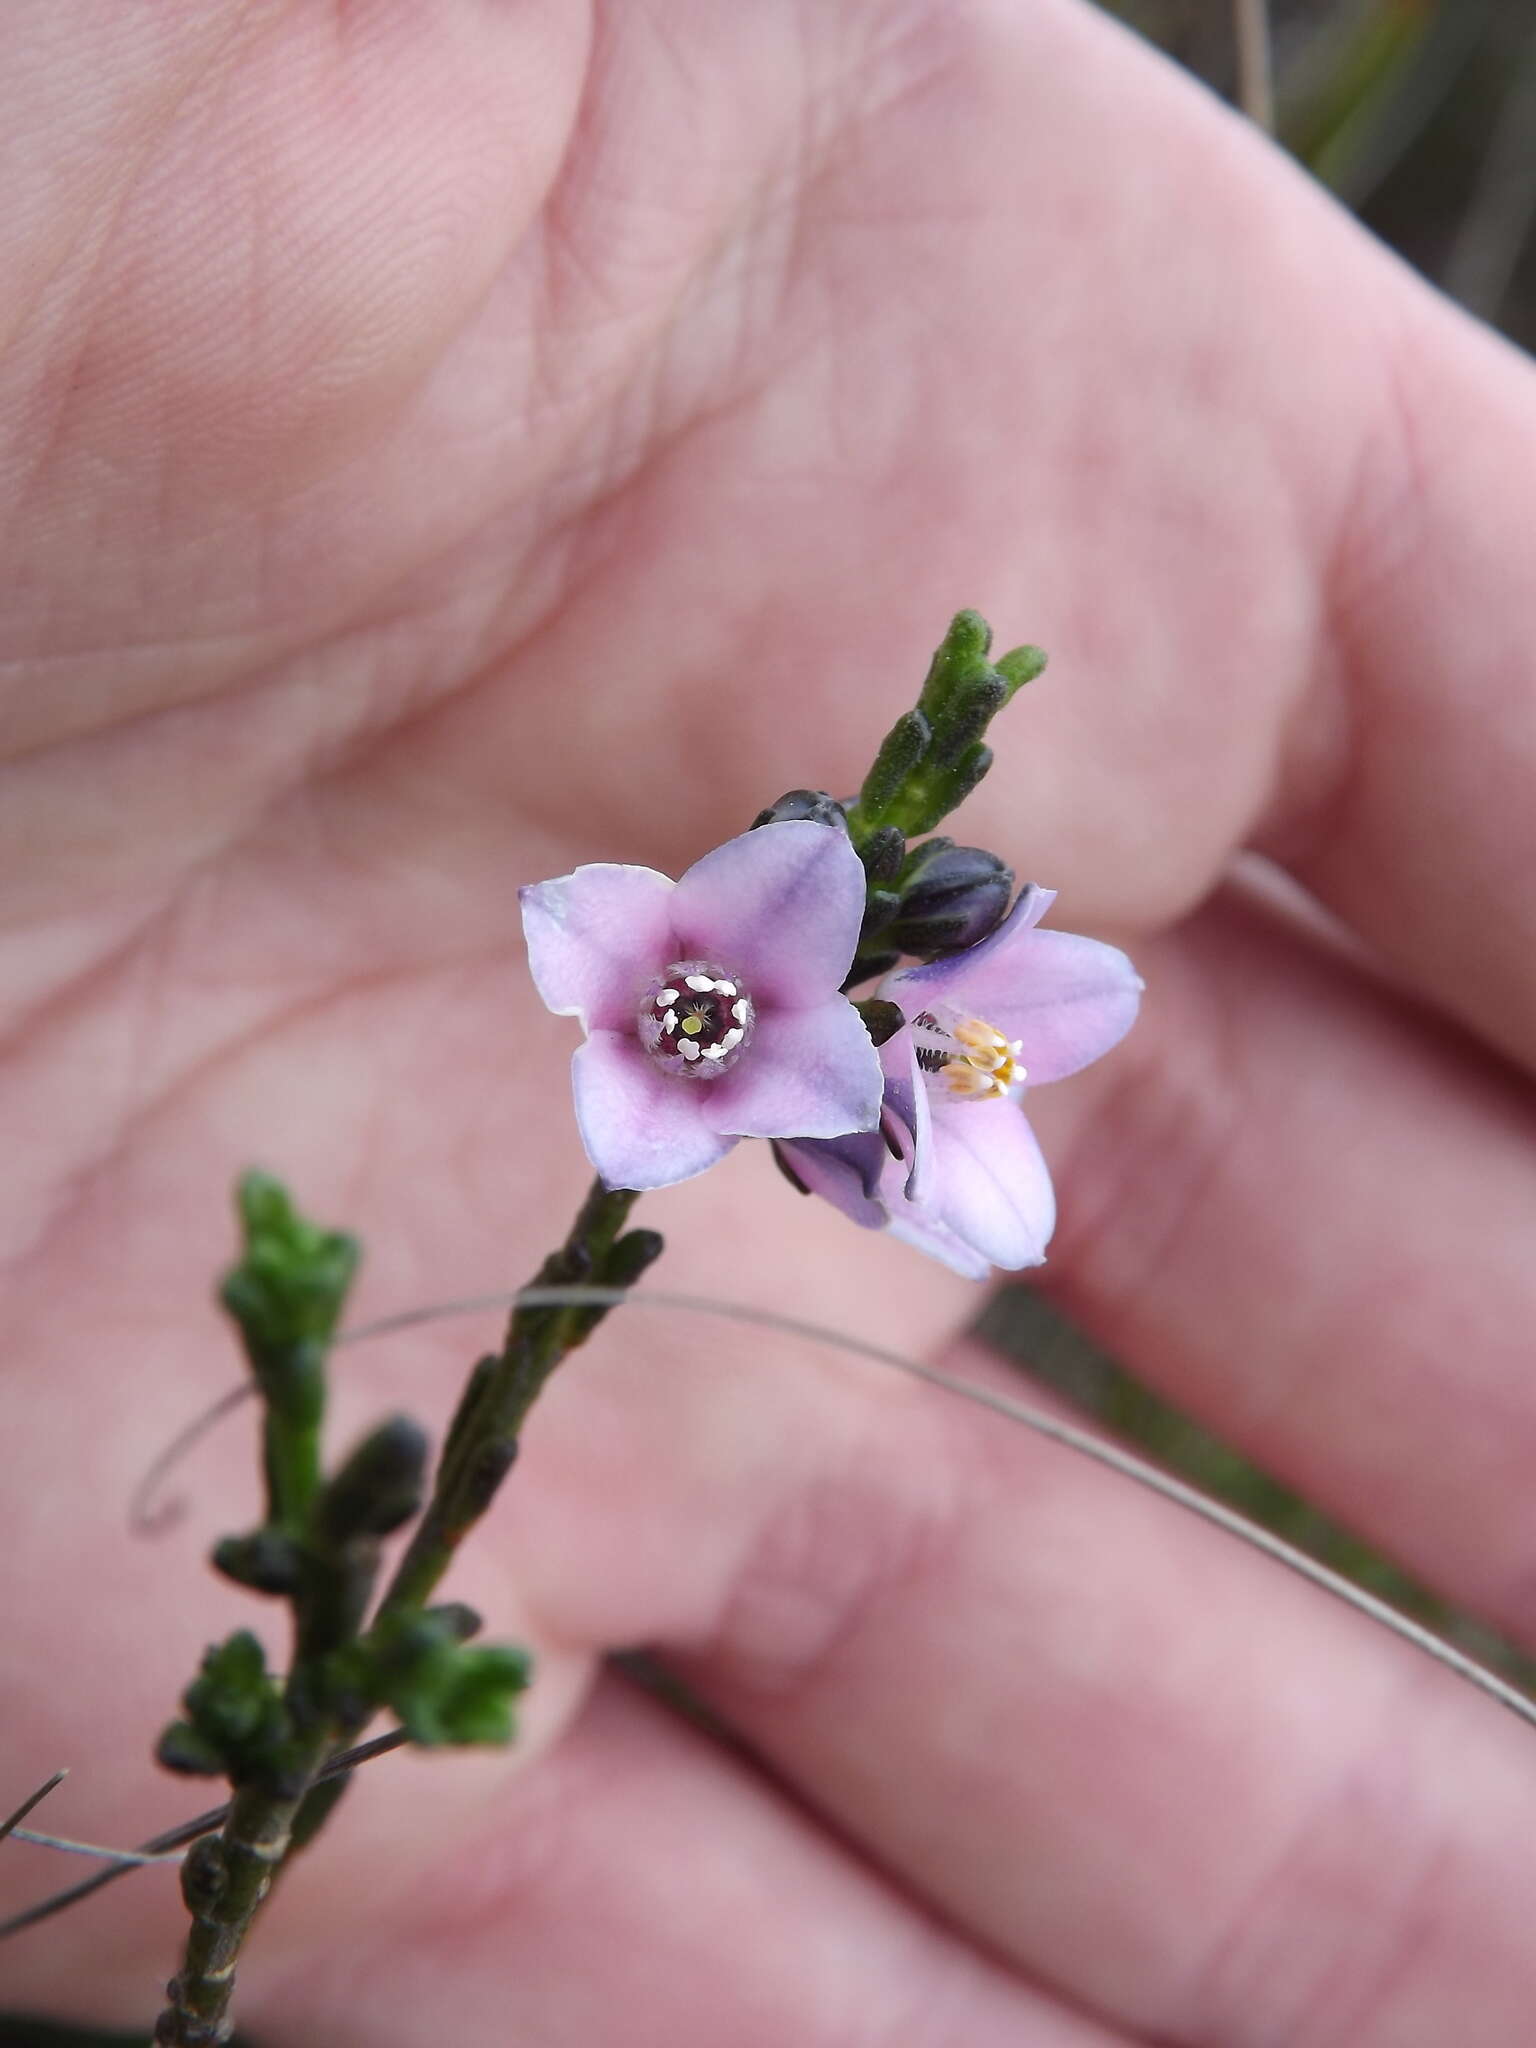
[1108,0,1536,346]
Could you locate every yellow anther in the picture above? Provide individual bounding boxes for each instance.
[941,1016,1023,1100]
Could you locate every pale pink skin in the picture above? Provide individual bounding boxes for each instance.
[9,5,1536,2044]
[520,821,884,1189]
[780,886,1142,1275]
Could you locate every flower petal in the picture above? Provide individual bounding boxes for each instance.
[670,821,867,1007]
[964,930,1143,1084]
[572,1031,736,1189]
[875,1029,932,1201]
[883,887,1141,1086]
[885,1205,993,1281]
[520,865,677,1032]
[774,1135,888,1228]
[927,1096,1057,1270]
[699,996,883,1140]
[884,881,1055,1009]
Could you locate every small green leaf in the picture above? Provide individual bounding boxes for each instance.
[428,1601,484,1643]
[366,1611,533,1749]
[315,1415,429,1546]
[602,1229,665,1290]
[995,643,1047,694]
[859,887,901,942]
[211,1527,302,1595]
[155,1723,226,1778]
[167,1630,290,1781]
[856,825,906,886]
[853,710,930,828]
[927,674,1007,770]
[426,1646,534,1748]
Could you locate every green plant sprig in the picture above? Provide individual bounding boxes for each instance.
[838,611,1042,982]
[152,1176,539,2047]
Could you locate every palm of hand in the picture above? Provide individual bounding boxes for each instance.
[6,4,1536,2043]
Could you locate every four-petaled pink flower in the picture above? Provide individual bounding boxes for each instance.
[777,885,1141,1276]
[520,822,885,1191]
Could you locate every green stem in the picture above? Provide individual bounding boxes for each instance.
[154,1750,333,2047]
[277,1182,653,1867]
[381,1182,641,1613]
[260,1409,321,1537]
[154,1505,386,2046]
[254,1339,326,1536]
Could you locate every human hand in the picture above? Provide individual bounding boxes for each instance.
[5,3,1536,2041]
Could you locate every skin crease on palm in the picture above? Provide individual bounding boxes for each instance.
[8,0,1536,2039]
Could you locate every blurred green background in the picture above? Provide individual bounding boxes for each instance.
[8,5,1535,2042]
[1114,0,1536,347]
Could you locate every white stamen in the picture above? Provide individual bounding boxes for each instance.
[640,960,755,1080]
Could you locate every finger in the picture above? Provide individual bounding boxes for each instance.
[492,1321,1536,2047]
[937,4,1536,1073]
[1273,294,1536,1079]
[250,1676,1132,2048]
[1027,874,1536,1650]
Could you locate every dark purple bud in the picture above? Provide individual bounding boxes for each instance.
[750,789,848,832]
[890,841,1013,957]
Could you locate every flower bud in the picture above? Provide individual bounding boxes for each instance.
[750,789,848,831]
[890,841,1013,957]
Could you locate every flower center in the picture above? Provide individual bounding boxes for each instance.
[638,960,755,1080]
[911,1006,1025,1102]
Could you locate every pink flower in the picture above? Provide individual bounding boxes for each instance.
[776,885,1141,1275]
[520,822,885,1190]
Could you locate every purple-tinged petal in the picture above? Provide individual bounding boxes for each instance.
[939,929,1142,1085]
[520,865,677,1032]
[699,996,883,1140]
[883,888,1141,1087]
[774,1135,888,1229]
[878,1029,932,1201]
[927,1096,1057,1270]
[572,1031,736,1190]
[982,929,1142,1083]
[886,1206,993,1281]
[883,882,1055,1012]
[670,821,866,1008]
